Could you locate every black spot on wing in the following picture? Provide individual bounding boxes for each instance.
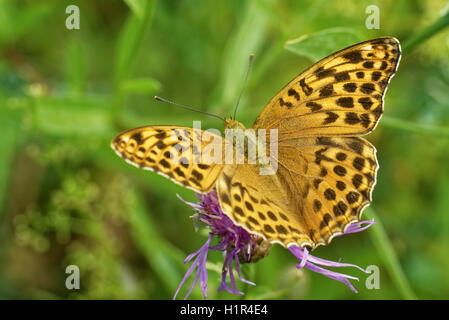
[323,112,338,124]
[334,71,350,82]
[316,68,335,79]
[279,97,293,108]
[287,88,300,101]
[299,78,313,96]
[360,83,375,94]
[319,84,334,97]
[336,97,354,108]
[306,102,322,111]
[343,50,363,63]
[131,132,143,144]
[343,83,357,93]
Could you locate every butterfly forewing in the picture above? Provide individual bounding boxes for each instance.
[111,126,225,193]
[253,37,401,137]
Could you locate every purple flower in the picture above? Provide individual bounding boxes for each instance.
[174,190,374,299]
[174,191,258,300]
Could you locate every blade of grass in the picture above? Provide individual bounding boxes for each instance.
[380,115,449,139]
[123,0,146,18]
[364,207,418,300]
[114,0,155,85]
[113,0,156,123]
[402,6,449,55]
[209,0,272,115]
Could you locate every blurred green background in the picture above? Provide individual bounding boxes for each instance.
[1,0,449,300]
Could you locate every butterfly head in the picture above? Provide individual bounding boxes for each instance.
[224,119,246,131]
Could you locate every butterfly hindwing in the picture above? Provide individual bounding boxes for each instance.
[216,164,314,248]
[276,136,378,246]
[215,136,377,248]
[111,126,225,193]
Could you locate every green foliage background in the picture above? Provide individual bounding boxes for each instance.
[1,0,449,300]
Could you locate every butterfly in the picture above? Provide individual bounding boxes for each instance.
[111,37,401,250]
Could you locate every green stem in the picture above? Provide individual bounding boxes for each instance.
[364,208,418,300]
[129,190,189,297]
[380,116,449,139]
[240,263,256,300]
[402,8,449,55]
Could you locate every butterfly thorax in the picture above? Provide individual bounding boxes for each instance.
[225,119,246,130]
[224,119,270,167]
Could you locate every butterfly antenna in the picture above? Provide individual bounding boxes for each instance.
[233,54,254,120]
[154,96,226,122]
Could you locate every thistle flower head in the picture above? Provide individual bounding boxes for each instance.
[174,190,374,299]
[174,190,263,299]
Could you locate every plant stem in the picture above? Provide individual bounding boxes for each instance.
[402,8,449,55]
[365,208,418,300]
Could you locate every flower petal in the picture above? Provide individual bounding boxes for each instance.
[226,249,244,295]
[289,246,365,293]
[173,233,212,300]
[235,253,256,286]
[344,220,375,234]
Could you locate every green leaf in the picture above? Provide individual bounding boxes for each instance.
[34,96,112,137]
[285,28,361,62]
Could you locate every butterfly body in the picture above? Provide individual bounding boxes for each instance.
[223,119,273,172]
[225,119,246,130]
[112,37,401,250]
